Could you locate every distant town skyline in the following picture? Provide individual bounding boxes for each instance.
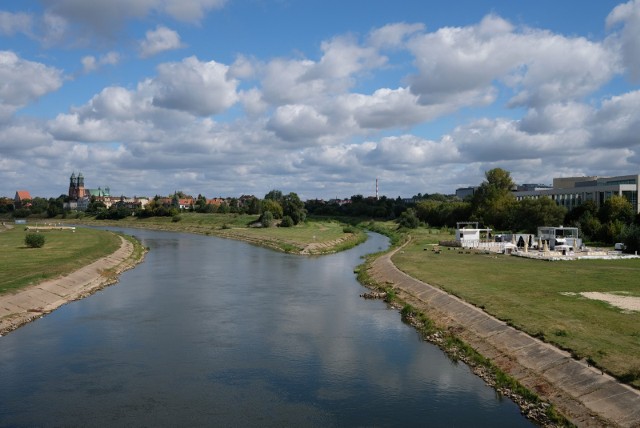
[1,0,639,200]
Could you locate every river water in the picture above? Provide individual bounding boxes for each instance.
[0,228,532,427]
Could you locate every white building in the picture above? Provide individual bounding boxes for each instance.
[513,174,640,213]
[455,222,492,247]
[537,226,582,250]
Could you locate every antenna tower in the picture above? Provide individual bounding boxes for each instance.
[376,178,379,200]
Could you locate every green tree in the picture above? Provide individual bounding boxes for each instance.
[194,194,207,212]
[264,189,283,202]
[510,197,567,233]
[565,200,598,225]
[578,211,602,242]
[397,208,419,229]
[28,197,49,215]
[46,197,64,218]
[471,168,516,229]
[282,192,306,225]
[247,197,262,215]
[598,195,634,224]
[620,224,640,253]
[12,208,30,218]
[227,197,240,213]
[416,200,472,228]
[262,199,283,219]
[260,211,274,227]
[217,202,230,214]
[279,215,295,227]
[598,219,626,244]
[86,198,106,214]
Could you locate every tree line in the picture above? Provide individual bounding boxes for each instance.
[412,168,640,251]
[3,168,639,250]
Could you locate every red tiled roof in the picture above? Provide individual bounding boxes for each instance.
[15,190,31,200]
[206,198,225,205]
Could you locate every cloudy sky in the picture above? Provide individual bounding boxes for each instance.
[1,0,639,200]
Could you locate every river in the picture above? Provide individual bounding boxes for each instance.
[0,228,532,427]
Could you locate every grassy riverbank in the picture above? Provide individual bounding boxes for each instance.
[0,225,123,294]
[62,213,367,254]
[390,228,640,388]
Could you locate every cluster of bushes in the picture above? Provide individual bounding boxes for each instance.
[4,196,66,219]
[305,194,410,219]
[256,190,307,228]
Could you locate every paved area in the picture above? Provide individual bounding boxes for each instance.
[368,245,640,427]
[0,236,136,335]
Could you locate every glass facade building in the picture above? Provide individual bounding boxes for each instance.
[513,174,640,213]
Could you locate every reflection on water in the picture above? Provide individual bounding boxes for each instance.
[0,229,532,427]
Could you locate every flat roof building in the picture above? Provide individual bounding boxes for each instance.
[455,186,477,200]
[513,174,640,213]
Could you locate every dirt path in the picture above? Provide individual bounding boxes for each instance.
[580,292,640,312]
[367,241,640,427]
[0,235,143,336]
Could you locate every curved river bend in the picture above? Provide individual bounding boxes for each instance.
[0,228,532,427]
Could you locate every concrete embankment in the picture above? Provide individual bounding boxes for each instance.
[368,245,640,427]
[0,236,142,336]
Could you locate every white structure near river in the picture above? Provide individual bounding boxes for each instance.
[454,222,639,261]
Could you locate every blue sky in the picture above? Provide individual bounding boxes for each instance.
[1,0,639,200]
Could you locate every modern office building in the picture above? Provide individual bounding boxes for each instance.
[513,174,640,213]
[455,186,478,200]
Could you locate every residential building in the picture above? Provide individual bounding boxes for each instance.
[513,174,640,213]
[14,190,32,209]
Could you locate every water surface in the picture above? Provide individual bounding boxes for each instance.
[0,228,532,427]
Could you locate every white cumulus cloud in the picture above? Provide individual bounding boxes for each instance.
[0,11,33,36]
[151,56,239,116]
[0,51,63,120]
[606,0,640,81]
[139,26,184,58]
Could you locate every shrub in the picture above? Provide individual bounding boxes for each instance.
[397,208,419,229]
[260,211,274,227]
[279,215,294,227]
[25,233,45,248]
[171,214,182,222]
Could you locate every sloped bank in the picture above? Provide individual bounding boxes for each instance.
[0,234,146,336]
[357,240,640,427]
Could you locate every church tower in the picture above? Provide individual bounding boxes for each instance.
[68,172,78,200]
[77,172,86,198]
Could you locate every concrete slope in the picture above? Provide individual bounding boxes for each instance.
[369,248,640,427]
[0,236,136,335]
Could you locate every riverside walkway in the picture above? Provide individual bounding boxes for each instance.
[368,245,640,427]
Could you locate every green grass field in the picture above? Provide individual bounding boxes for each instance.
[0,225,122,294]
[391,228,640,387]
[65,213,367,254]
